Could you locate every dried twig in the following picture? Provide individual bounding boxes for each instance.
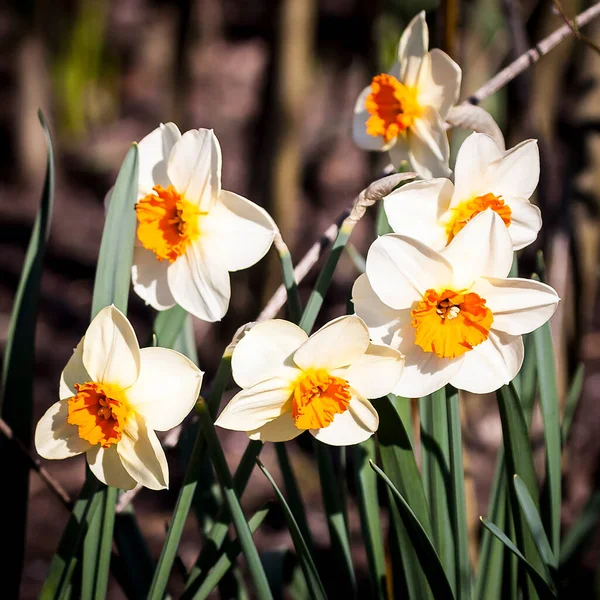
[467,1,600,105]
[552,0,600,57]
[0,416,72,510]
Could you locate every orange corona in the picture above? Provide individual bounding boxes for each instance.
[365,73,421,142]
[67,382,129,447]
[411,289,493,359]
[136,185,203,262]
[447,193,511,242]
[292,369,352,430]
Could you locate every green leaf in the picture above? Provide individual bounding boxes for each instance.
[475,335,538,600]
[0,111,55,596]
[315,442,356,596]
[298,224,352,334]
[497,383,544,597]
[197,402,273,600]
[560,491,600,567]
[39,476,101,599]
[182,505,270,600]
[376,395,432,599]
[185,439,263,591]
[479,519,557,600]
[275,443,314,551]
[276,241,302,323]
[258,460,328,600]
[154,305,188,349]
[513,475,557,574]
[113,505,155,599]
[91,143,139,317]
[562,363,584,446]
[371,461,456,600]
[533,320,561,556]
[148,354,231,600]
[83,142,139,597]
[376,201,393,236]
[352,438,387,600]
[420,389,455,592]
[447,388,471,599]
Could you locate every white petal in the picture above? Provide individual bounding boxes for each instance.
[408,107,451,178]
[449,331,524,394]
[473,277,560,335]
[366,233,453,310]
[507,199,542,251]
[247,411,302,443]
[131,247,177,311]
[452,133,504,203]
[87,445,137,490]
[117,414,169,490]
[215,379,293,432]
[167,129,222,211]
[126,347,203,431]
[202,191,276,272]
[353,86,393,151]
[137,122,181,198]
[383,178,453,250]
[311,395,378,446]
[351,274,413,346]
[59,337,91,400]
[388,135,410,168]
[445,106,505,151]
[334,343,403,399]
[440,210,513,287]
[398,10,428,88]
[293,315,371,372]
[488,139,539,200]
[34,399,91,459]
[83,306,140,389]
[394,344,462,398]
[167,240,231,322]
[417,49,461,119]
[232,320,306,389]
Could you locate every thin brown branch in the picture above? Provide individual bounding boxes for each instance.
[467,1,600,104]
[0,417,72,510]
[552,0,600,56]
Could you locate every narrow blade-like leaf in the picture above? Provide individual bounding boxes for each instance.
[371,461,455,600]
[258,460,327,600]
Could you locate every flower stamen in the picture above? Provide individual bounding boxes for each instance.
[136,185,204,262]
[292,369,351,430]
[67,382,129,448]
[412,289,493,358]
[446,193,511,242]
[365,73,421,142]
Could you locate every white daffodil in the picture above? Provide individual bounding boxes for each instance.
[383,133,542,251]
[353,210,559,397]
[35,306,203,489]
[215,316,403,446]
[353,10,461,178]
[131,123,277,322]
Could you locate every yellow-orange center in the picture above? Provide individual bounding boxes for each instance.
[136,185,203,262]
[67,382,129,448]
[365,73,422,142]
[291,369,352,430]
[411,289,494,359]
[446,193,512,242]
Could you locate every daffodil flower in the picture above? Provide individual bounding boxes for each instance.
[131,123,277,322]
[353,210,559,397]
[383,133,542,251]
[215,316,403,446]
[353,11,461,178]
[35,306,203,489]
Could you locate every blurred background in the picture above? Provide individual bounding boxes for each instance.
[1,0,600,597]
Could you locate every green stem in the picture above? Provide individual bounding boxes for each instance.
[198,402,273,600]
